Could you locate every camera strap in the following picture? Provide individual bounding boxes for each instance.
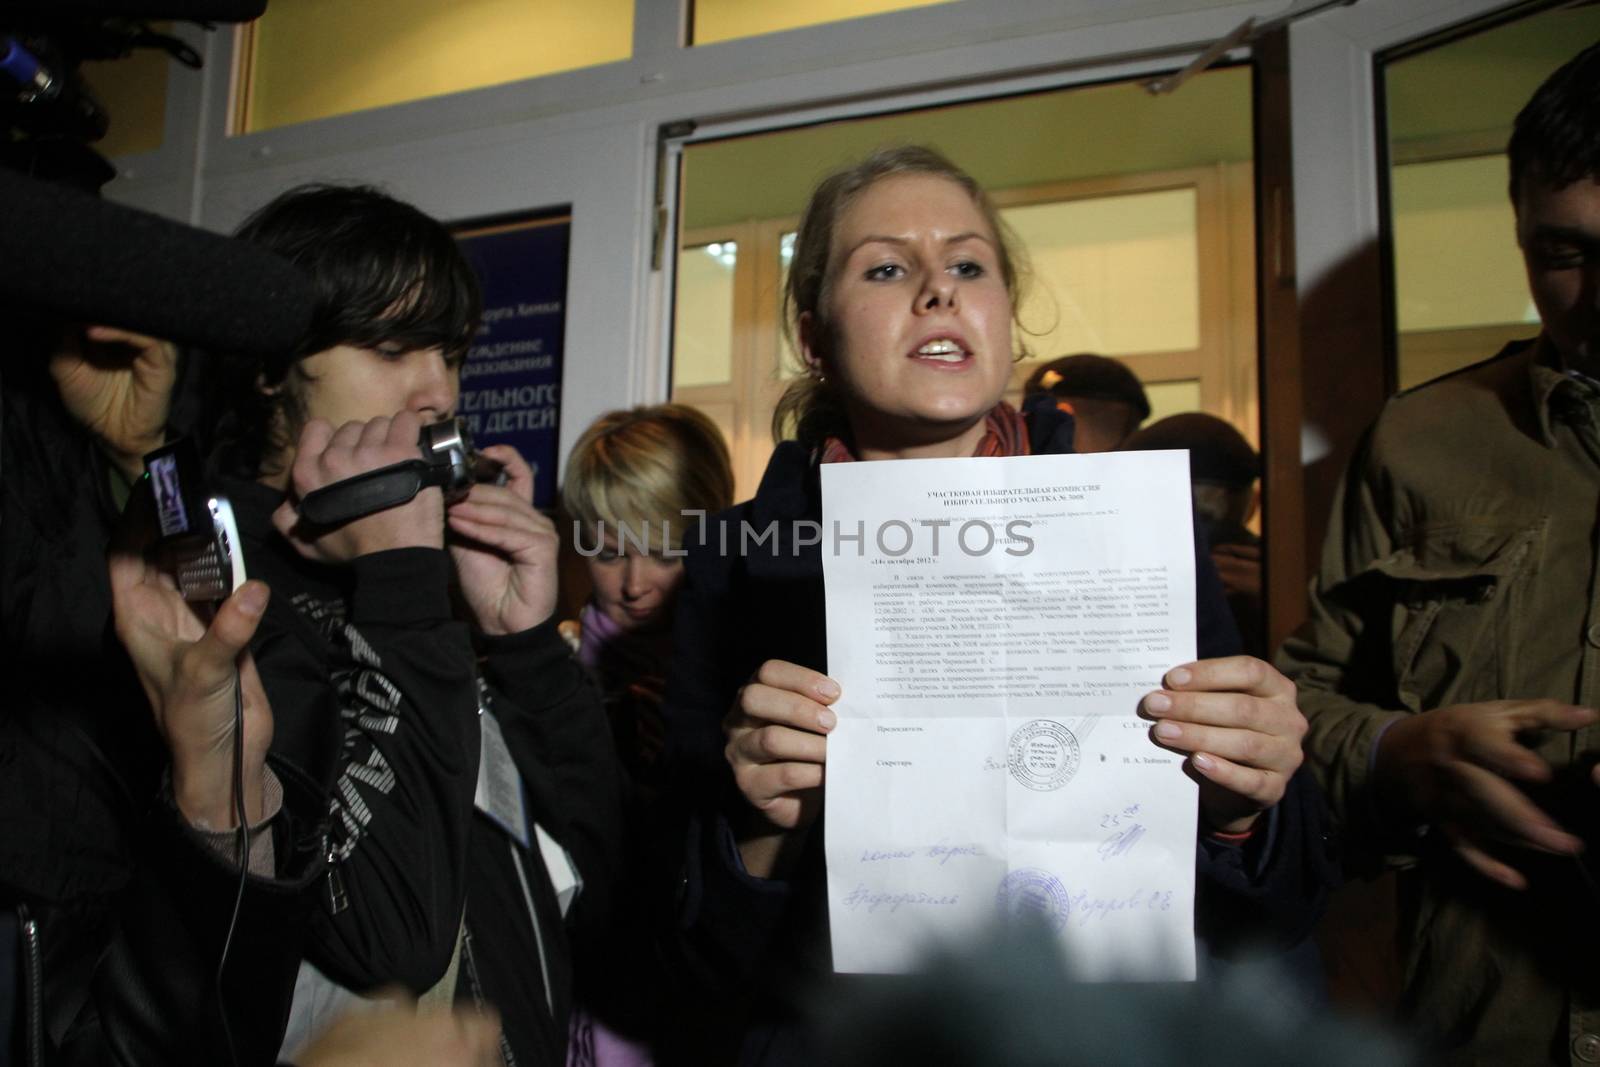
[295,417,504,527]
[297,459,440,527]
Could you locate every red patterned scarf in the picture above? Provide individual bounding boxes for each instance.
[819,402,1030,463]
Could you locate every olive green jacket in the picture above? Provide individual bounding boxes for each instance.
[1279,337,1600,1066]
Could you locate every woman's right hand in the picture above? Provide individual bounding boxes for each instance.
[724,660,839,874]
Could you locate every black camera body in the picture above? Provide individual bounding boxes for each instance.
[299,416,506,527]
[2,3,262,186]
[418,417,506,503]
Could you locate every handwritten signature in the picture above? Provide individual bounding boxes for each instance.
[861,843,986,866]
[1070,887,1173,925]
[1095,804,1145,861]
[1097,823,1146,861]
[842,885,961,913]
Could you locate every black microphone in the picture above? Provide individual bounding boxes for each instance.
[0,167,315,358]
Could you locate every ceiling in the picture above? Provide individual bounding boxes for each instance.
[682,66,1254,231]
[1386,3,1600,154]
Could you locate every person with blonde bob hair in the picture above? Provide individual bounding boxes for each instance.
[564,403,735,566]
[658,146,1334,1065]
[562,403,733,776]
[560,405,732,1066]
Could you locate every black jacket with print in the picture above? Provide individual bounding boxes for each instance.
[227,478,624,1065]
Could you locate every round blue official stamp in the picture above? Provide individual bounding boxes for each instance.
[995,868,1070,931]
[1007,719,1081,791]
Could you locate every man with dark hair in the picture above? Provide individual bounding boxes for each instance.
[1125,413,1265,658]
[214,183,622,1064]
[1278,43,1600,1064]
[213,182,482,481]
[1021,352,1151,454]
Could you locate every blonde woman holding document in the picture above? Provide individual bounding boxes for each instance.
[658,146,1334,1066]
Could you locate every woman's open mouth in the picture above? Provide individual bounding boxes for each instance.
[910,336,972,366]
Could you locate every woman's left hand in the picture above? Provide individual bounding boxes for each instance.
[1141,655,1306,834]
[446,444,560,636]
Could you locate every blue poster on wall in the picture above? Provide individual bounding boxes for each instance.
[455,215,570,509]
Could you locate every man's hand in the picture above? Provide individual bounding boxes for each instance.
[1141,656,1307,834]
[1211,542,1261,600]
[272,413,445,563]
[724,660,838,877]
[109,548,274,830]
[49,325,177,479]
[1375,700,1598,889]
[295,1001,502,1067]
[446,445,558,635]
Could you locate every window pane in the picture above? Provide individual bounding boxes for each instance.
[1382,3,1600,390]
[1004,188,1200,357]
[80,32,172,157]
[239,0,632,133]
[677,67,1253,498]
[1145,380,1202,424]
[674,242,737,389]
[775,231,805,379]
[1392,157,1531,333]
[692,0,961,46]
[686,401,737,467]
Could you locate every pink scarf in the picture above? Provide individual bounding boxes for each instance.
[819,402,1030,463]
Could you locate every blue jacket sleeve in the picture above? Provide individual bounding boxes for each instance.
[1194,765,1338,955]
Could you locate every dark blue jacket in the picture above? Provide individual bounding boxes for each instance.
[658,435,1335,1066]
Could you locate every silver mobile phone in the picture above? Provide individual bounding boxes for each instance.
[144,439,245,603]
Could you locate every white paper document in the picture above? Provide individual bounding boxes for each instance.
[820,450,1198,979]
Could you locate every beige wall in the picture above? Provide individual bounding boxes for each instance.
[693,0,963,45]
[241,0,633,132]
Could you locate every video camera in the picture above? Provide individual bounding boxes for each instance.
[0,0,317,367]
[1,2,264,188]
